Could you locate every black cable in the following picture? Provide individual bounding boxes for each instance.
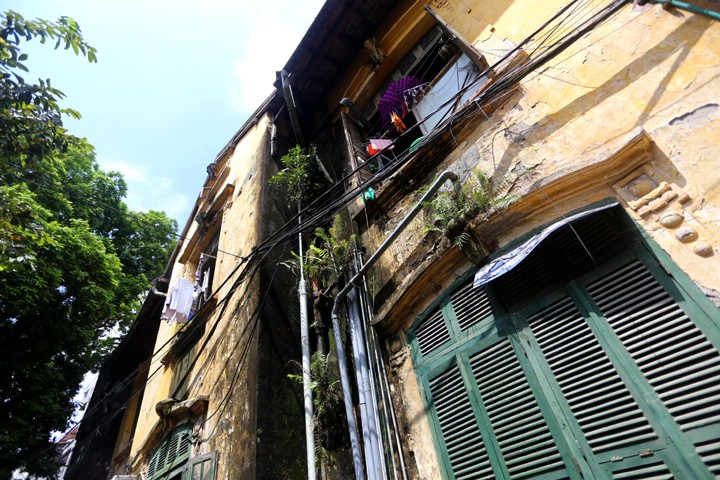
[57,0,632,446]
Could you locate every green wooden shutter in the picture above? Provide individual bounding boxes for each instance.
[416,309,451,356]
[183,451,216,480]
[411,206,720,479]
[428,361,493,479]
[469,337,570,479]
[585,258,720,476]
[526,295,659,456]
[147,424,193,480]
[450,282,493,331]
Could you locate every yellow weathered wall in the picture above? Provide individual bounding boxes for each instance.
[128,116,271,478]
[347,1,720,478]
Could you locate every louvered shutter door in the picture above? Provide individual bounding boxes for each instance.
[148,425,193,480]
[416,309,451,356]
[527,295,659,457]
[470,338,569,479]
[428,362,493,479]
[586,259,720,475]
[156,440,170,475]
[451,282,493,330]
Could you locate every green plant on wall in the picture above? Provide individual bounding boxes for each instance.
[282,214,356,351]
[422,169,517,259]
[268,144,322,206]
[289,351,344,459]
[284,215,355,286]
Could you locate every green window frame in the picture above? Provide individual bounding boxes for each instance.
[147,424,193,480]
[408,206,720,479]
[183,451,216,480]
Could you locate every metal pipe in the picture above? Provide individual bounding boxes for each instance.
[331,170,459,479]
[347,289,382,479]
[331,296,365,480]
[340,97,372,131]
[375,329,408,480]
[356,250,403,480]
[298,210,316,480]
[354,261,392,480]
[643,0,720,20]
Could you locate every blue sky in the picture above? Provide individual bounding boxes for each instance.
[6,0,325,224]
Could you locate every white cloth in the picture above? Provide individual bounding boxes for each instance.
[161,278,195,324]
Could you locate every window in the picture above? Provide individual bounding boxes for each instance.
[342,24,489,193]
[147,424,192,480]
[183,452,216,480]
[146,424,217,480]
[409,207,720,479]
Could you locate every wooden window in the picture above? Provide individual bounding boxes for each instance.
[147,424,193,480]
[183,451,216,480]
[409,207,720,479]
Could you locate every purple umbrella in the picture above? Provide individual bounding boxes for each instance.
[378,75,423,125]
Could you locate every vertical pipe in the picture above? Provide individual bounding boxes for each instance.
[331,300,366,480]
[348,288,383,479]
[353,254,389,480]
[298,211,316,480]
[374,329,408,480]
[331,171,459,479]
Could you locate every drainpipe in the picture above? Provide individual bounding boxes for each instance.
[298,208,316,480]
[354,259,394,480]
[640,0,720,21]
[331,170,460,479]
[347,287,383,479]
[353,250,389,480]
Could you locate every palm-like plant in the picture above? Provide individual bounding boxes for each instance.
[423,169,517,257]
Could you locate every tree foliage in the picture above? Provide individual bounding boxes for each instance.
[268,144,322,206]
[0,10,177,478]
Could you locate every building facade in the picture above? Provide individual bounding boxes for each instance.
[67,0,720,479]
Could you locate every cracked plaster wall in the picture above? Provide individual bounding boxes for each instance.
[360,2,720,478]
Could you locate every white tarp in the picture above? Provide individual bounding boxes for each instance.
[473,202,619,288]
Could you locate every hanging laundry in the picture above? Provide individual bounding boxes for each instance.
[161,278,194,324]
[379,76,423,125]
[366,138,394,156]
[390,112,406,133]
[361,187,376,202]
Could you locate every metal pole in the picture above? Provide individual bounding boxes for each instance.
[298,210,316,480]
[331,170,459,479]
[643,0,720,20]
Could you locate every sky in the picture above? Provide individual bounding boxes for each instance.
[6,0,326,224]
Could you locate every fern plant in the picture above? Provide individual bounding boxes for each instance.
[288,351,344,457]
[423,169,517,250]
[283,214,356,287]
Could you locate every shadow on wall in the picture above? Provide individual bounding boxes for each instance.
[492,9,713,180]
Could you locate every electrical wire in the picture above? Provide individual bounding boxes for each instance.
[57,0,633,452]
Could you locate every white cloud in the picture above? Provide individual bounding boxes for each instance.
[230,0,325,113]
[97,157,147,182]
[97,154,191,221]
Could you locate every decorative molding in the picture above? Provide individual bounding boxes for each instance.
[613,163,713,258]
